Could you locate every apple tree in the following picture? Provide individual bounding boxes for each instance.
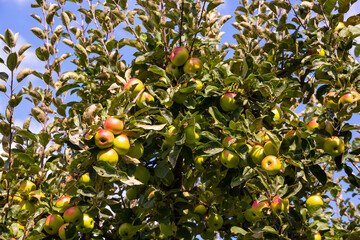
[1,0,360,239]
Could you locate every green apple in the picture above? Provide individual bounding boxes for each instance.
[78,173,92,185]
[184,125,200,145]
[77,213,94,233]
[261,155,282,175]
[124,78,144,98]
[127,141,144,159]
[249,145,265,164]
[220,93,238,112]
[19,180,36,196]
[222,136,244,151]
[103,116,124,135]
[94,129,114,149]
[63,206,83,225]
[164,125,178,147]
[194,204,207,215]
[183,57,203,74]
[271,106,282,121]
[306,195,324,211]
[208,213,223,230]
[134,165,151,184]
[19,200,36,214]
[170,46,189,66]
[55,196,72,213]
[10,195,22,204]
[220,149,240,168]
[113,134,130,156]
[136,92,155,108]
[258,131,270,143]
[126,187,140,200]
[264,141,277,156]
[244,208,258,222]
[323,136,344,157]
[166,63,180,77]
[44,214,64,235]
[252,200,270,218]
[97,148,119,166]
[194,156,206,170]
[118,223,135,238]
[58,223,77,240]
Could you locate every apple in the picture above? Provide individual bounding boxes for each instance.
[58,223,77,240]
[44,214,65,235]
[208,213,223,230]
[170,46,189,66]
[127,141,144,159]
[323,136,344,157]
[271,196,289,213]
[126,187,139,200]
[166,63,180,77]
[191,78,203,90]
[136,91,155,108]
[194,204,207,215]
[306,195,324,211]
[63,206,83,225]
[220,93,238,112]
[113,134,130,156]
[244,208,258,222]
[55,196,72,212]
[222,136,244,151]
[183,57,203,74]
[252,200,270,218]
[194,156,206,170]
[258,131,270,143]
[271,106,282,121]
[307,117,320,130]
[184,125,200,145]
[97,148,119,166]
[78,173,92,185]
[249,145,266,164]
[124,78,144,98]
[134,165,151,184]
[118,223,135,238]
[19,180,36,195]
[261,155,282,175]
[335,22,346,31]
[323,91,338,109]
[164,125,178,147]
[264,141,277,156]
[220,149,240,168]
[339,89,360,104]
[103,116,124,135]
[94,129,114,149]
[77,213,94,233]
[312,232,322,240]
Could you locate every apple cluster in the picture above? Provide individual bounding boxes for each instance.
[124,78,155,108]
[166,46,203,77]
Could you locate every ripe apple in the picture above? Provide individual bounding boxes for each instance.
[312,232,322,240]
[118,223,135,238]
[166,63,180,77]
[222,136,244,151]
[78,173,92,185]
[170,46,189,66]
[184,125,200,145]
[306,195,324,211]
[220,93,238,112]
[244,208,258,222]
[249,145,265,164]
[264,141,277,156]
[19,180,36,195]
[271,196,289,213]
[63,206,83,225]
[194,204,207,215]
[124,78,144,98]
[323,91,338,109]
[44,214,65,235]
[323,136,344,157]
[335,22,346,31]
[103,116,124,135]
[97,148,119,166]
[134,165,151,184]
[252,200,270,218]
[183,57,203,74]
[94,129,114,149]
[191,78,203,90]
[77,213,94,233]
[261,155,282,175]
[220,149,240,168]
[55,196,72,212]
[127,141,144,159]
[258,131,270,143]
[136,92,155,108]
[58,223,77,240]
[208,213,223,230]
[113,134,130,156]
[319,48,325,57]
[307,117,320,130]
[194,156,206,170]
[339,89,360,104]
[271,106,282,121]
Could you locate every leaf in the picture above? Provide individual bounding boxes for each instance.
[35,47,49,61]
[61,11,71,26]
[0,72,9,81]
[38,132,50,146]
[56,83,79,96]
[263,226,278,234]
[30,27,46,39]
[202,141,224,156]
[323,0,337,17]
[7,53,18,71]
[338,0,351,14]
[31,106,46,123]
[4,29,15,48]
[17,129,38,142]
[230,226,248,235]
[0,83,6,92]
[121,155,141,165]
[93,162,119,178]
[169,145,182,168]
[136,124,166,131]
[18,44,32,55]
[155,161,169,178]
[17,68,34,82]
[148,65,167,78]
[207,0,224,11]
[309,165,327,185]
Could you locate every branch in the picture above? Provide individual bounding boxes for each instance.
[286,0,306,30]
[179,0,185,46]
[189,0,206,55]
[350,159,360,173]
[161,0,168,51]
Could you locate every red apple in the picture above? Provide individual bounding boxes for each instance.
[124,78,144,98]
[183,57,203,74]
[339,89,360,104]
[63,206,83,225]
[58,223,77,240]
[307,117,320,130]
[104,117,124,135]
[113,134,130,156]
[97,148,119,166]
[170,46,189,66]
[323,136,344,157]
[261,155,282,175]
[94,129,114,149]
[44,214,65,235]
[136,92,155,108]
[222,136,244,151]
[220,93,238,112]
[55,196,72,212]
[270,196,289,213]
[252,200,270,218]
[220,149,240,168]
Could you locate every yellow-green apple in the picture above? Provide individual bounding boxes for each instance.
[170,46,189,66]
[103,116,124,135]
[264,141,277,156]
[258,131,270,143]
[220,149,240,168]
[166,63,180,77]
[76,213,94,233]
[63,206,83,225]
[271,106,282,121]
[113,134,130,156]
[339,89,360,104]
[271,196,289,213]
[126,187,139,200]
[249,145,265,164]
[163,125,178,147]
[307,117,320,130]
[244,208,258,222]
[220,93,238,112]
[78,173,92,185]
[183,57,203,74]
[94,129,114,149]
[312,232,322,240]
[194,156,206,170]
[194,204,207,215]
[97,148,119,166]
[306,195,324,211]
[323,91,338,109]
[58,223,77,240]
[335,22,346,31]
[191,78,203,90]
[118,223,135,238]
[127,141,144,159]
[323,136,344,157]
[252,200,270,218]
[134,165,151,184]
[261,156,282,175]
[19,180,36,196]
[222,136,244,151]
[136,92,155,108]
[124,78,144,98]
[184,125,200,145]
[44,214,65,235]
[55,196,72,212]
[208,213,223,230]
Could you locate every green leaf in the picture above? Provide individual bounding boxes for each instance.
[309,165,327,185]
[16,153,35,164]
[169,144,182,168]
[207,0,224,12]
[31,106,46,123]
[17,129,38,142]
[0,72,9,81]
[30,27,46,39]
[38,132,50,146]
[136,123,166,131]
[7,53,18,71]
[18,44,32,55]
[263,226,278,234]
[61,11,71,26]
[17,68,34,82]
[93,162,119,178]
[56,83,79,96]
[4,29,15,48]
[323,0,337,17]
[230,226,248,235]
[35,47,49,61]
[202,141,224,156]
[155,161,169,178]
[338,0,350,13]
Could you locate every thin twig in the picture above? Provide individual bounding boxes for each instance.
[350,159,360,173]
[161,0,168,51]
[286,0,306,30]
[179,0,185,46]
[189,0,206,55]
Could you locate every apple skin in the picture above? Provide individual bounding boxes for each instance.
[63,206,83,225]
[127,141,144,159]
[264,141,277,156]
[134,165,151,184]
[94,129,114,149]
[183,57,203,74]
[261,155,282,175]
[170,46,189,66]
[244,208,258,222]
[252,200,270,218]
[194,205,207,215]
[307,117,320,130]
[335,22,346,31]
[222,137,244,151]
[249,145,266,164]
[58,223,77,240]
[208,213,223,230]
[124,78,144,98]
[78,173,92,185]
[19,200,36,214]
[258,131,270,143]
[220,149,240,168]
[97,148,119,166]
[55,196,72,213]
[323,136,344,157]
[271,106,282,121]
[136,92,155,108]
[166,63,180,77]
[339,89,360,104]
[220,93,238,112]
[306,195,324,210]
[113,134,130,156]
[44,214,65,235]
[184,125,200,145]
[194,156,206,170]
[19,180,36,196]
[313,232,322,240]
[163,125,178,147]
[103,117,124,135]
[118,223,135,238]
[271,196,289,213]
[77,213,94,233]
